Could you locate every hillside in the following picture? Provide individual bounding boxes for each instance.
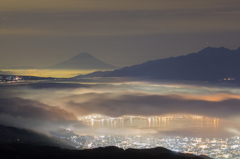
[0,125,73,149]
[0,144,210,159]
[0,124,211,159]
[76,47,240,82]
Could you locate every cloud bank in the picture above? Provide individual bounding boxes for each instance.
[0,80,240,136]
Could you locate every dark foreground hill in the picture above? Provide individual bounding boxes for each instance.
[75,47,240,82]
[0,125,73,149]
[0,125,211,159]
[0,144,210,159]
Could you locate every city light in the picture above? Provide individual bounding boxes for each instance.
[59,134,240,159]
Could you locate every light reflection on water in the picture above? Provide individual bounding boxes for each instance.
[78,115,231,137]
[83,116,220,129]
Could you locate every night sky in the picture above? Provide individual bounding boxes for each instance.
[1,0,240,67]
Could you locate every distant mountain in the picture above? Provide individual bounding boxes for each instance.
[76,47,240,82]
[0,144,209,159]
[49,52,118,70]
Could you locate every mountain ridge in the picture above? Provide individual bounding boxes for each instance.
[0,124,211,159]
[75,47,240,82]
[0,144,210,159]
[0,124,74,149]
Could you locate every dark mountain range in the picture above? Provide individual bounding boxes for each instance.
[75,70,112,78]
[0,125,74,149]
[76,47,240,82]
[49,52,118,70]
[0,124,211,159]
[0,144,210,159]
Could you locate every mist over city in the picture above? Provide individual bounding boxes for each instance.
[1,0,240,159]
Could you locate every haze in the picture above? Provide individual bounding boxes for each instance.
[0,79,240,138]
[1,1,240,158]
[1,0,240,68]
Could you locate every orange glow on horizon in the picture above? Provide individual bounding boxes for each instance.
[1,69,98,78]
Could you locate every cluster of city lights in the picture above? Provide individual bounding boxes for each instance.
[77,114,219,128]
[61,135,240,159]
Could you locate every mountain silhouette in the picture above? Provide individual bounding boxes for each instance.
[0,144,210,159]
[0,124,210,159]
[0,125,74,149]
[76,47,240,82]
[49,52,118,70]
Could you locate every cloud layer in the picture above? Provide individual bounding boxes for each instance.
[1,80,240,136]
[0,97,77,121]
[65,93,240,118]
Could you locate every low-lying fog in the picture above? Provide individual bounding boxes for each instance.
[1,78,240,138]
